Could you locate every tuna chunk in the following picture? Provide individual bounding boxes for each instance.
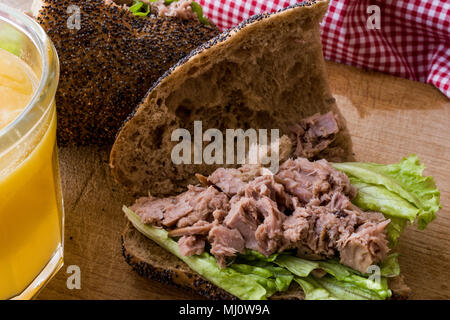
[225,195,285,256]
[159,186,207,227]
[224,197,260,251]
[290,112,340,159]
[131,185,228,228]
[131,196,171,225]
[207,165,266,197]
[208,225,245,267]
[308,112,340,137]
[157,185,228,227]
[169,220,213,237]
[176,186,229,228]
[178,235,205,256]
[254,197,286,255]
[282,200,310,244]
[151,0,197,20]
[243,175,294,212]
[208,168,248,196]
[283,204,357,259]
[282,198,390,271]
[328,192,351,211]
[339,220,390,273]
[276,158,357,206]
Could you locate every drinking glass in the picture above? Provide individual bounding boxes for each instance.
[0,3,63,300]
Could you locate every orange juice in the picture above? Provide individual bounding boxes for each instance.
[0,48,63,299]
[0,50,35,130]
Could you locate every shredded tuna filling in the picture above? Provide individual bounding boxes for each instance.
[132,158,390,273]
[150,0,197,20]
[131,114,390,273]
[119,0,198,20]
[290,111,343,160]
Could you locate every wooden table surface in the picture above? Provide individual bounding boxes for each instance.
[37,61,450,300]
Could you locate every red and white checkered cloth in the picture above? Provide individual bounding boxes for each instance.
[197,0,450,98]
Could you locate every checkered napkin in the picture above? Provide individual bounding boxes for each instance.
[197,0,450,98]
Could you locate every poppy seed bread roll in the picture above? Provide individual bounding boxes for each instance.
[35,0,219,145]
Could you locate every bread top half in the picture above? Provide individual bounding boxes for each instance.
[110,0,354,197]
[35,0,219,145]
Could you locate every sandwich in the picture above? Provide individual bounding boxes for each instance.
[110,1,441,300]
[34,0,219,145]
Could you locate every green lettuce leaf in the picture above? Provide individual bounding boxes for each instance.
[191,1,211,25]
[315,260,391,298]
[317,260,356,279]
[274,256,392,299]
[379,254,401,277]
[295,277,334,300]
[129,0,211,24]
[238,249,279,262]
[347,179,412,245]
[314,276,385,300]
[386,217,408,246]
[350,179,419,222]
[343,275,390,298]
[129,1,150,16]
[274,255,319,277]
[124,206,270,300]
[294,275,385,300]
[271,268,294,292]
[333,155,441,229]
[230,264,273,278]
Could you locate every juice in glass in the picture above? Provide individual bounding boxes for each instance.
[0,4,63,300]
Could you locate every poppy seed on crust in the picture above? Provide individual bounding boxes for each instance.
[36,0,219,145]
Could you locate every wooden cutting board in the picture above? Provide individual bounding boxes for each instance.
[37,61,450,300]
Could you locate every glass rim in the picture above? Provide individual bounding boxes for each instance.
[0,3,58,141]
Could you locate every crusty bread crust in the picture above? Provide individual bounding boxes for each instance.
[110,0,354,197]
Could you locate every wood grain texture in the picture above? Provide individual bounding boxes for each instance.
[37,61,450,300]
